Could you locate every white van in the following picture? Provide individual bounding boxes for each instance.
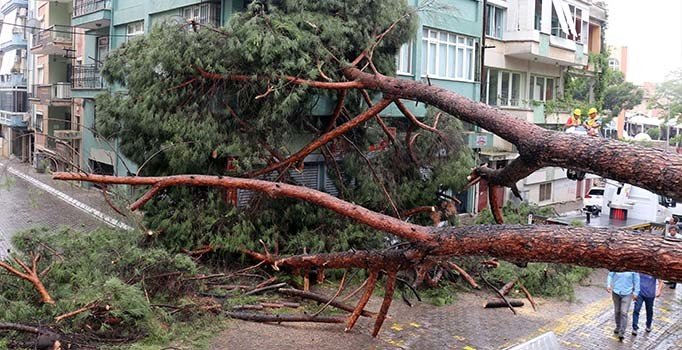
[603,181,674,223]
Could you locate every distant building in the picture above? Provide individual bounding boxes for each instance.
[608,45,628,78]
[0,0,30,161]
[481,0,607,208]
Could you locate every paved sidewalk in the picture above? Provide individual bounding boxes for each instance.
[511,285,682,349]
[0,159,134,259]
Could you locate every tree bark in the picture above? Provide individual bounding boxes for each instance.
[53,172,682,281]
[343,68,682,201]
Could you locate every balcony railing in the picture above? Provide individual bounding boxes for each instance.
[0,111,29,128]
[73,0,111,17]
[31,25,73,54]
[32,83,72,104]
[72,64,104,89]
[54,129,82,140]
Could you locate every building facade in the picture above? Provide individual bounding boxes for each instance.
[27,0,75,171]
[480,0,606,208]
[0,0,30,161]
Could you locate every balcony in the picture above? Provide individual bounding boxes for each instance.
[1,0,28,15]
[0,33,27,52]
[0,111,29,128]
[54,129,82,140]
[31,25,73,55]
[504,32,588,67]
[30,83,72,106]
[71,64,105,97]
[72,0,111,29]
[0,74,27,87]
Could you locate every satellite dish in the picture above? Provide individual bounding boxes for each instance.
[26,18,41,35]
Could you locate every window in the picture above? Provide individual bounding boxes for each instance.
[529,75,555,102]
[550,0,588,43]
[567,4,589,43]
[396,41,412,75]
[539,183,552,202]
[608,58,619,71]
[421,28,477,81]
[35,112,43,132]
[486,69,523,107]
[36,66,44,85]
[182,2,221,28]
[126,21,144,40]
[486,4,504,39]
[534,0,542,31]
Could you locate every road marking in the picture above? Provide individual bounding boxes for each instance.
[0,163,133,231]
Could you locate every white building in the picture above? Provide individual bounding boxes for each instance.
[479,0,607,209]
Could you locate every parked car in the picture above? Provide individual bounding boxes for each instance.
[583,186,604,215]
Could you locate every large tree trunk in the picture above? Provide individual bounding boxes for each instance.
[344,68,682,201]
[53,172,682,281]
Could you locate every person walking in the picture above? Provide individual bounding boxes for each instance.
[632,273,663,335]
[607,271,640,341]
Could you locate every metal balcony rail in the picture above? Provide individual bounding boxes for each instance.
[32,25,73,47]
[72,64,104,89]
[73,0,111,17]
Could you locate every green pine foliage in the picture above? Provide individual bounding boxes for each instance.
[96,1,473,256]
[1,227,200,342]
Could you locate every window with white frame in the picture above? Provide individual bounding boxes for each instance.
[550,0,589,43]
[529,75,556,102]
[485,4,504,39]
[567,4,589,43]
[486,69,523,107]
[126,21,144,40]
[421,28,477,81]
[396,41,412,75]
[608,58,619,71]
[539,183,552,202]
[182,2,221,28]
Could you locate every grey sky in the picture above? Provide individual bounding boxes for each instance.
[604,0,682,84]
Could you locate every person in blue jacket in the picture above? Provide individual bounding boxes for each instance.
[607,271,640,341]
[631,273,663,335]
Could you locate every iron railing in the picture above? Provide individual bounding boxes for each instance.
[73,0,110,17]
[72,64,104,89]
[32,25,73,48]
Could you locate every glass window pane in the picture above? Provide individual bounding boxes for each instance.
[456,47,464,78]
[488,70,499,105]
[421,39,428,74]
[500,72,510,105]
[546,78,554,100]
[511,73,521,106]
[439,31,448,42]
[428,43,437,74]
[430,30,438,39]
[447,45,456,78]
[438,43,447,76]
[466,47,474,80]
[448,33,456,43]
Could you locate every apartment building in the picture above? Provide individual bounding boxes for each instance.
[0,0,30,161]
[391,0,485,212]
[480,0,607,208]
[27,0,75,171]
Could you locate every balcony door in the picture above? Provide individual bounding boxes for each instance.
[96,36,109,64]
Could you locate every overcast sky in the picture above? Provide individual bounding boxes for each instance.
[604,0,682,85]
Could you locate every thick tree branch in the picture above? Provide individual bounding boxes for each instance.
[247,98,393,177]
[0,254,55,304]
[196,66,366,90]
[53,172,431,242]
[343,68,682,201]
